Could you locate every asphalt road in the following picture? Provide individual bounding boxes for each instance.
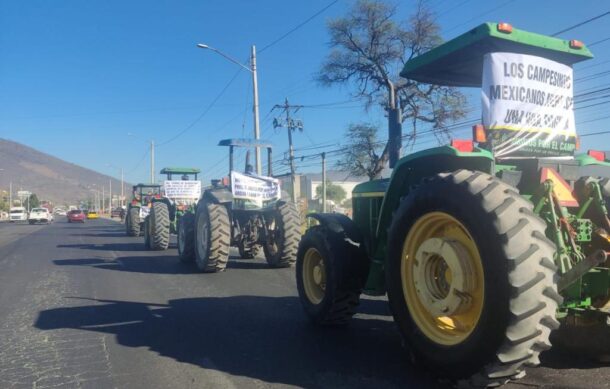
[0,218,608,389]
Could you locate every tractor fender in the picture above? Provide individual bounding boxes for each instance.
[203,187,233,205]
[307,213,365,251]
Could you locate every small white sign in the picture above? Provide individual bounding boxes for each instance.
[482,52,576,157]
[231,171,280,208]
[17,191,31,197]
[163,180,201,200]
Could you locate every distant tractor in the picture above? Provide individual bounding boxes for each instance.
[125,183,162,237]
[296,23,610,387]
[143,167,201,251]
[179,139,301,272]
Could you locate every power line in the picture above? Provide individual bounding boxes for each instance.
[588,36,610,47]
[580,129,610,138]
[444,0,517,34]
[551,11,610,37]
[258,0,340,54]
[157,67,243,147]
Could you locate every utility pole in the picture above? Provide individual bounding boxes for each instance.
[9,182,12,209]
[322,152,327,213]
[121,168,124,207]
[197,43,262,174]
[251,45,262,175]
[273,98,304,203]
[109,179,112,211]
[150,140,155,184]
[102,186,105,213]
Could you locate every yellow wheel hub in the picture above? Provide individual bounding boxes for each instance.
[303,248,327,304]
[402,212,484,346]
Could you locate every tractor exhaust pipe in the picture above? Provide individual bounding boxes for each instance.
[558,250,608,291]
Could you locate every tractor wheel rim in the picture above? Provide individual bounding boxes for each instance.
[401,211,484,346]
[302,247,326,305]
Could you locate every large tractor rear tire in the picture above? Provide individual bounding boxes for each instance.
[386,170,560,388]
[194,201,230,272]
[296,225,369,325]
[178,212,195,262]
[149,202,170,250]
[126,207,140,237]
[263,201,301,268]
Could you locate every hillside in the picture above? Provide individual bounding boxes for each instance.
[0,138,129,206]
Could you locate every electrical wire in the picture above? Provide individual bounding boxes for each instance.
[156,67,243,147]
[551,11,610,37]
[258,0,340,54]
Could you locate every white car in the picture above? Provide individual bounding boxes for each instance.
[9,207,28,222]
[28,208,51,224]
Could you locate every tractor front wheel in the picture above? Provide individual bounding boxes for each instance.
[194,201,230,272]
[263,201,300,268]
[296,225,369,325]
[149,202,170,250]
[126,207,140,237]
[387,170,561,387]
[178,212,195,262]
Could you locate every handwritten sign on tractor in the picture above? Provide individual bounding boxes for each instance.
[482,52,576,157]
[163,180,202,200]
[231,171,280,208]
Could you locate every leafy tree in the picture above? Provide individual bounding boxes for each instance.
[318,0,467,174]
[336,123,387,181]
[27,193,40,209]
[315,180,347,204]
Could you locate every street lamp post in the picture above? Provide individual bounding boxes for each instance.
[197,43,262,175]
[107,164,125,207]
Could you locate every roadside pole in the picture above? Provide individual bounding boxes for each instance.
[109,179,112,212]
[121,168,124,207]
[150,140,155,184]
[322,152,326,213]
[9,182,11,209]
[272,98,304,203]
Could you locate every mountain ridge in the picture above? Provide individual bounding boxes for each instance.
[0,138,129,206]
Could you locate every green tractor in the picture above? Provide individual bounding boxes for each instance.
[143,167,201,251]
[296,23,610,387]
[125,183,162,237]
[179,138,301,272]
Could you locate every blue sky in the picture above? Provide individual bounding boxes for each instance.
[1,0,609,185]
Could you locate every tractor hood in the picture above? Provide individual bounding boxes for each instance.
[400,22,593,87]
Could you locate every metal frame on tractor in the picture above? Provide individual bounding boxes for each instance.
[178,138,301,272]
[125,183,162,237]
[143,167,201,251]
[296,22,610,388]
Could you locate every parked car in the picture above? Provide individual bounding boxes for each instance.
[9,207,28,222]
[111,207,123,218]
[87,210,99,219]
[67,209,86,223]
[28,208,51,224]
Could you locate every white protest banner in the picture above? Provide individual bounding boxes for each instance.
[482,52,576,157]
[231,171,280,208]
[163,180,202,199]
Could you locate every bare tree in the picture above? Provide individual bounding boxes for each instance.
[335,123,386,181]
[318,0,467,177]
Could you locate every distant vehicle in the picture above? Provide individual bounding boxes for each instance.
[111,207,123,218]
[9,207,28,222]
[86,210,99,219]
[68,205,77,211]
[55,209,67,216]
[28,208,51,224]
[67,209,86,223]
